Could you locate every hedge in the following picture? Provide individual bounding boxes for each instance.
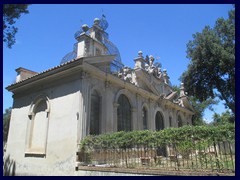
[80,123,235,151]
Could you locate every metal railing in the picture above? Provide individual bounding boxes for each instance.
[77,138,235,173]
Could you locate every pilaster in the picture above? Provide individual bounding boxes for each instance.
[79,72,90,139]
[103,81,114,133]
[131,107,138,130]
[149,99,155,130]
[113,102,119,132]
[136,94,142,130]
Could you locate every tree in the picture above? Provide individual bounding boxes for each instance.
[3,108,12,143]
[181,7,235,114]
[172,85,218,126]
[189,96,219,126]
[211,110,235,126]
[3,4,30,48]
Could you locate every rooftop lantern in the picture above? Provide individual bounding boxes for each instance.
[60,15,124,73]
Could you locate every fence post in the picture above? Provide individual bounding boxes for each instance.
[213,138,221,171]
[228,140,235,171]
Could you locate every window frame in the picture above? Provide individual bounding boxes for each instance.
[25,95,50,158]
[142,106,148,130]
[155,111,164,131]
[117,94,132,132]
[89,90,101,135]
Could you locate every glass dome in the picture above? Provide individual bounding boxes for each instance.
[99,14,109,31]
[60,43,77,64]
[102,32,123,72]
[60,14,124,73]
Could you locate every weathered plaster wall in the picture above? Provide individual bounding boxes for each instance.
[6,65,192,175]
[6,76,81,175]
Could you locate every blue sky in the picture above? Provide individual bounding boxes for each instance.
[3,4,233,122]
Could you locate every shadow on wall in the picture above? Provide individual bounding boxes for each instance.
[3,155,16,176]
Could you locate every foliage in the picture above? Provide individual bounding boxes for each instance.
[80,124,235,152]
[3,4,30,48]
[190,96,218,126]
[211,110,235,126]
[3,108,12,143]
[181,7,235,114]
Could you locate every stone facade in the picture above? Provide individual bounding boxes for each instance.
[5,16,194,175]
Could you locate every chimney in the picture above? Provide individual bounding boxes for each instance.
[15,67,38,83]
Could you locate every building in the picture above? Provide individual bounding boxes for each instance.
[5,15,194,175]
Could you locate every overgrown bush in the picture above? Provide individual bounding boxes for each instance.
[80,124,235,152]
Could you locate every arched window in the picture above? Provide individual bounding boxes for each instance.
[155,111,166,156]
[142,107,148,130]
[26,96,50,157]
[31,100,48,149]
[169,116,172,127]
[155,111,164,131]
[117,94,131,131]
[178,115,183,127]
[90,90,101,135]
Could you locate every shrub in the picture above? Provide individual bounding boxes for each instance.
[80,124,235,152]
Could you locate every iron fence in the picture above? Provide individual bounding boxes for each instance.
[77,138,235,173]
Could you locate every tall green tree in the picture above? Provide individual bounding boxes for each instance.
[181,7,235,114]
[189,96,218,126]
[3,4,30,48]
[3,108,12,143]
[212,110,235,126]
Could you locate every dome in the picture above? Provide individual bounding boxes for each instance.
[74,30,83,40]
[104,39,123,72]
[101,31,123,72]
[94,18,100,25]
[99,14,108,31]
[60,14,124,72]
[60,43,77,64]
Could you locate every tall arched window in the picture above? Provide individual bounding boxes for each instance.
[117,94,131,131]
[178,115,183,127]
[26,96,50,157]
[90,90,101,135]
[155,111,166,156]
[155,111,164,131]
[31,100,48,150]
[142,107,148,130]
[169,116,172,127]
